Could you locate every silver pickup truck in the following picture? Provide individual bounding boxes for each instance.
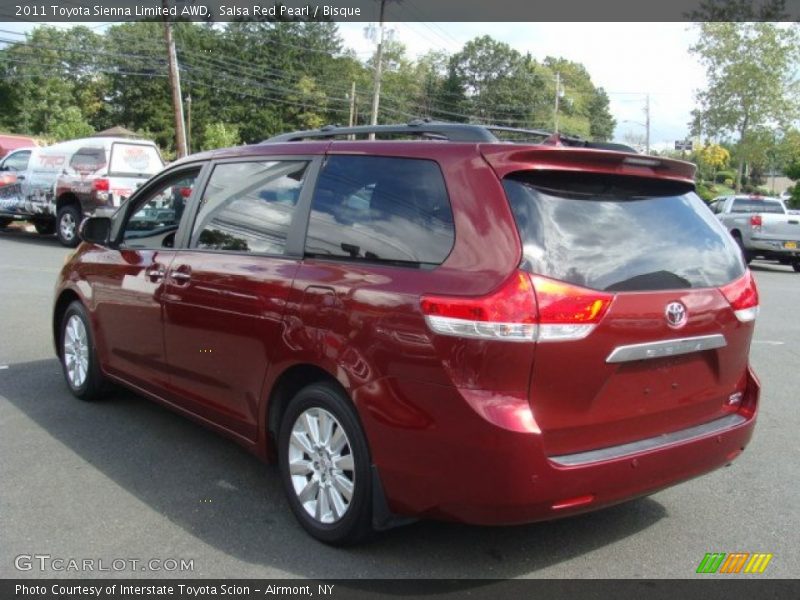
[710,195,800,272]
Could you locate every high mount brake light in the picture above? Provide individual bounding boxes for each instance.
[720,270,759,323]
[421,272,614,342]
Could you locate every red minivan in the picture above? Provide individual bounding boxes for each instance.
[53,123,760,544]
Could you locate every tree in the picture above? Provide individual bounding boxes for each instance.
[697,142,730,182]
[689,23,800,191]
[49,106,95,141]
[201,122,240,151]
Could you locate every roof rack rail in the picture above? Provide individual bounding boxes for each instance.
[262,120,637,152]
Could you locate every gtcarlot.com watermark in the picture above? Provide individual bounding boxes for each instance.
[15,554,194,573]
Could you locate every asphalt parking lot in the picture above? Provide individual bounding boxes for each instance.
[0,225,798,579]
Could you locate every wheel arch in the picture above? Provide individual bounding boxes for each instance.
[53,289,82,358]
[264,363,353,462]
[56,192,81,214]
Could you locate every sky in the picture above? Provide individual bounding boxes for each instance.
[1,20,706,148]
[337,22,707,149]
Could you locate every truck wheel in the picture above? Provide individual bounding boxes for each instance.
[34,220,56,235]
[793,261,800,273]
[278,382,373,545]
[57,205,81,247]
[0,217,11,229]
[732,233,752,264]
[59,301,107,401]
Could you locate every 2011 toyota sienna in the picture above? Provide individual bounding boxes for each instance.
[53,122,760,544]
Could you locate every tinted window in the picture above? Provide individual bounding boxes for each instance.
[70,147,106,173]
[731,198,784,214]
[122,170,200,249]
[2,150,30,171]
[304,156,454,266]
[504,173,744,291]
[191,160,307,254]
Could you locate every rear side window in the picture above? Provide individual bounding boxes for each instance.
[304,156,454,266]
[191,160,307,254]
[731,198,784,214]
[504,172,745,291]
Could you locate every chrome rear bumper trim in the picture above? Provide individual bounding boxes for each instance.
[605,334,727,364]
[549,413,747,467]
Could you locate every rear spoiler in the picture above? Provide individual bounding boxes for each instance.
[480,144,697,185]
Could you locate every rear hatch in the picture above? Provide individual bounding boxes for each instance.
[499,167,757,457]
[106,142,164,205]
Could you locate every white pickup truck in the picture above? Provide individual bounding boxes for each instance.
[710,195,800,272]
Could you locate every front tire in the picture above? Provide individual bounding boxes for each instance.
[0,217,11,229]
[60,301,106,401]
[57,205,81,247]
[793,261,800,273]
[278,382,373,545]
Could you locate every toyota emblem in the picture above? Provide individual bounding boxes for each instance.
[665,301,687,328]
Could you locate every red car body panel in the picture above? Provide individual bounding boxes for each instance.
[54,139,759,526]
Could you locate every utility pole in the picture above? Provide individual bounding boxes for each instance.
[553,72,560,133]
[645,94,650,155]
[163,0,187,158]
[349,81,356,127]
[185,94,192,154]
[369,0,387,138]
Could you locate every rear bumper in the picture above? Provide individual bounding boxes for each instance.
[358,368,759,525]
[748,238,800,257]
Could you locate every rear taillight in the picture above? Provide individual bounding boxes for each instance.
[749,214,762,231]
[420,271,614,342]
[720,270,759,322]
[530,276,614,341]
[421,271,537,342]
[92,178,110,192]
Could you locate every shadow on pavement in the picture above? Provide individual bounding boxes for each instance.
[0,358,667,579]
[0,226,64,248]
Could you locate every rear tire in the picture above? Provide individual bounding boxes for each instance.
[59,301,107,401]
[278,382,373,545]
[793,261,800,273]
[56,205,81,247]
[732,233,752,264]
[34,220,55,235]
[0,217,11,229]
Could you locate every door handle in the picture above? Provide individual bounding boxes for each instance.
[145,264,166,283]
[169,266,192,284]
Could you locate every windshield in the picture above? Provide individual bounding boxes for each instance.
[504,172,745,292]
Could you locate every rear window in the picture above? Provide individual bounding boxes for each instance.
[731,198,784,214]
[109,143,163,177]
[504,172,745,292]
[304,155,454,267]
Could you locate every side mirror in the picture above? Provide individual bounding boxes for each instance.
[79,216,112,246]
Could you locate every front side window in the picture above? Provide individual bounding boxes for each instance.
[304,155,455,267]
[121,170,200,249]
[2,150,31,172]
[190,160,307,254]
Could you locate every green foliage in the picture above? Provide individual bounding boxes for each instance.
[695,182,717,202]
[785,159,800,181]
[690,23,800,191]
[49,106,94,141]
[0,24,616,149]
[715,170,737,184]
[201,123,240,151]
